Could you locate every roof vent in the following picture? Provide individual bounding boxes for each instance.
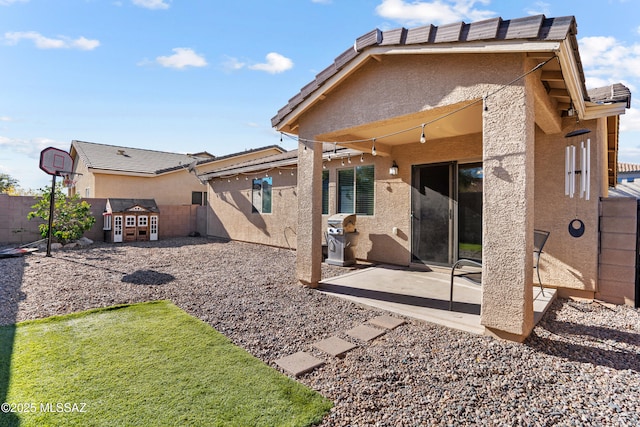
[117,149,126,155]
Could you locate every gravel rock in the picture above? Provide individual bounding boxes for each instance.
[1,237,639,425]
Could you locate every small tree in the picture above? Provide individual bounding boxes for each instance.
[0,173,18,194]
[28,183,96,244]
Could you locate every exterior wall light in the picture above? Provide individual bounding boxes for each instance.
[389,161,399,176]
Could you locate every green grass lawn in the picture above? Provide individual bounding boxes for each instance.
[0,301,332,427]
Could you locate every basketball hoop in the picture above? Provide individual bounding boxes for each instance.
[59,171,82,189]
[62,173,76,189]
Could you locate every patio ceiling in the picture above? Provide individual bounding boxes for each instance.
[316,100,483,156]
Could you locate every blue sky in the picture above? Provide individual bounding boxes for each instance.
[1,0,639,190]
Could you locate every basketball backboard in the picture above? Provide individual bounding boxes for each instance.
[39,147,73,176]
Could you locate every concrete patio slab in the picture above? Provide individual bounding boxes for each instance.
[274,351,324,377]
[345,324,386,342]
[313,336,358,357]
[319,264,556,337]
[368,315,406,330]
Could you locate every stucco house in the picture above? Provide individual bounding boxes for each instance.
[201,14,632,341]
[201,15,631,340]
[69,140,286,206]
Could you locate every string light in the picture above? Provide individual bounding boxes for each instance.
[276,57,554,149]
[360,153,364,162]
[348,154,352,164]
[420,124,426,144]
[371,138,377,156]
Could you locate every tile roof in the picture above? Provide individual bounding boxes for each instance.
[618,162,640,173]
[588,84,632,108]
[196,145,287,166]
[272,15,581,128]
[71,140,207,175]
[199,144,360,179]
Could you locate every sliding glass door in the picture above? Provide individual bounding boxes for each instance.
[411,162,483,265]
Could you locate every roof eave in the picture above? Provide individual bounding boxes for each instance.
[274,40,563,133]
[556,39,590,120]
[583,102,628,121]
[200,157,298,180]
[88,168,162,177]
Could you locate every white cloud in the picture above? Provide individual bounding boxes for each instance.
[375,0,495,27]
[0,0,28,5]
[311,0,332,4]
[248,52,293,74]
[4,31,100,50]
[578,35,640,136]
[0,116,14,122]
[525,1,550,16]
[222,55,246,72]
[132,0,170,10]
[580,36,640,91]
[0,135,65,158]
[155,47,207,69]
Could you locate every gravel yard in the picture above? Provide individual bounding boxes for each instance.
[1,237,639,426]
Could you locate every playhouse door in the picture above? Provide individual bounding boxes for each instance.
[150,215,158,241]
[137,215,149,241]
[124,215,136,242]
[113,215,123,243]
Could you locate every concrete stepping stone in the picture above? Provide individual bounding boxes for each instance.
[345,324,386,342]
[368,315,406,330]
[274,351,324,377]
[313,336,358,357]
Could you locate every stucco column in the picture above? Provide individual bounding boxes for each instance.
[296,138,323,287]
[481,78,535,340]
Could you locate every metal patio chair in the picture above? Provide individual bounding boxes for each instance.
[533,229,550,296]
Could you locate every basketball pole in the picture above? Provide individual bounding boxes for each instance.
[45,173,56,257]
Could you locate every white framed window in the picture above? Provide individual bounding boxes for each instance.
[138,215,148,227]
[125,215,136,227]
[337,165,374,215]
[252,177,272,214]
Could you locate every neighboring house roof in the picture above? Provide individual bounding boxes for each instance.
[71,140,288,176]
[199,144,360,180]
[618,162,640,174]
[106,198,160,213]
[608,181,640,198]
[589,84,632,108]
[272,15,630,132]
[196,145,287,167]
[71,140,209,175]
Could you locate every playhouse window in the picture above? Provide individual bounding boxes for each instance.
[125,216,136,227]
[252,177,272,214]
[337,165,374,215]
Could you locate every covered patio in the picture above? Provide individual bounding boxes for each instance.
[267,15,629,342]
[319,264,557,337]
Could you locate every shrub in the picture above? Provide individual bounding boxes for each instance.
[28,183,96,244]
